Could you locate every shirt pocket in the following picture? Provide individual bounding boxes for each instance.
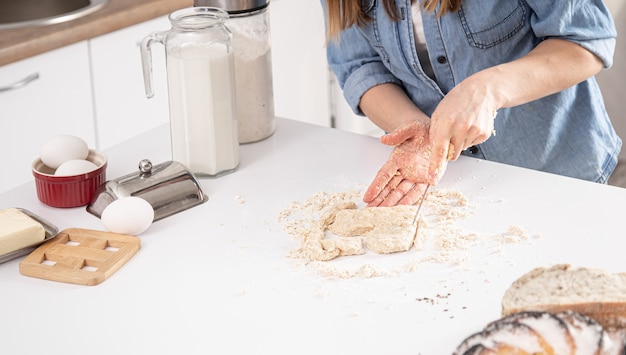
[458,0,528,49]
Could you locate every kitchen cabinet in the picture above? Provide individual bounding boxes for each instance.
[0,41,95,194]
[89,15,171,150]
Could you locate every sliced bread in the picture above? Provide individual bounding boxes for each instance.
[453,310,616,355]
[501,264,626,330]
[453,320,551,355]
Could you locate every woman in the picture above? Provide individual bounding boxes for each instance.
[323,0,622,206]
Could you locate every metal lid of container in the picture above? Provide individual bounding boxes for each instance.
[86,159,208,222]
[193,0,269,13]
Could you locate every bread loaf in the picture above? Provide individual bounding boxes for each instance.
[453,310,620,355]
[454,264,626,354]
[0,208,46,255]
[454,320,552,354]
[501,264,626,330]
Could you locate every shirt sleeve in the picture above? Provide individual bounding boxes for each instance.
[525,0,617,68]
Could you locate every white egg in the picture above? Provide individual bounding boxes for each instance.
[101,197,154,235]
[55,159,98,176]
[40,135,89,169]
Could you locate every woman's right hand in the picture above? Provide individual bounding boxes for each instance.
[427,74,499,182]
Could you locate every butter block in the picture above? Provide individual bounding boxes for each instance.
[0,208,46,255]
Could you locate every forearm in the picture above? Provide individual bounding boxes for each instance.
[475,38,605,109]
[359,83,430,133]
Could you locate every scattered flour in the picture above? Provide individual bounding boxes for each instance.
[278,188,538,279]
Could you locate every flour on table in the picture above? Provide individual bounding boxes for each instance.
[278,188,534,279]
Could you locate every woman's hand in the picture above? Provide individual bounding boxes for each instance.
[427,73,498,182]
[363,119,444,207]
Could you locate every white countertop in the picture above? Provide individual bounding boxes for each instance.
[1,118,625,354]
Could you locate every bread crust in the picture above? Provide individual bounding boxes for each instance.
[503,303,626,330]
[501,264,626,330]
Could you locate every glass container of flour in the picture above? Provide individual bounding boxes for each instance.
[195,0,275,143]
[140,7,239,177]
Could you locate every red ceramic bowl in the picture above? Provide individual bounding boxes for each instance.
[32,149,107,208]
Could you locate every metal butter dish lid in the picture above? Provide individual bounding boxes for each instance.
[87,159,207,221]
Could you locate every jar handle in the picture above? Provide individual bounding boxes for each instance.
[140,31,168,99]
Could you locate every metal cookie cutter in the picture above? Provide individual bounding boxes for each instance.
[87,159,208,221]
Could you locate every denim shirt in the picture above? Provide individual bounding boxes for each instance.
[324,0,622,183]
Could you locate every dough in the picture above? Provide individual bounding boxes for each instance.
[329,205,418,254]
[298,237,365,262]
[280,188,533,280]
[289,203,418,261]
[292,201,366,261]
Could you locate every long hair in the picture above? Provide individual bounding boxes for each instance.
[325,0,462,39]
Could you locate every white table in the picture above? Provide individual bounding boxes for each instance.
[1,118,625,354]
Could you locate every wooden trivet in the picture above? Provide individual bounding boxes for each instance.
[19,228,140,286]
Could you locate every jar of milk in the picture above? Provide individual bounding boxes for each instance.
[140,7,239,177]
[195,0,276,143]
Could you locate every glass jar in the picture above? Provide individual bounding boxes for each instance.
[196,0,275,143]
[140,7,239,177]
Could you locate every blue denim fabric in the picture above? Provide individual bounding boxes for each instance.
[324,0,622,183]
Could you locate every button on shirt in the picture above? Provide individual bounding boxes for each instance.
[325,0,621,183]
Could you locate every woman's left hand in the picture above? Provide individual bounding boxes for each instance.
[363,119,442,207]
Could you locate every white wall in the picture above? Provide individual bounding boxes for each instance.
[270,0,331,127]
[596,0,626,159]
[270,0,382,136]
[330,72,385,137]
